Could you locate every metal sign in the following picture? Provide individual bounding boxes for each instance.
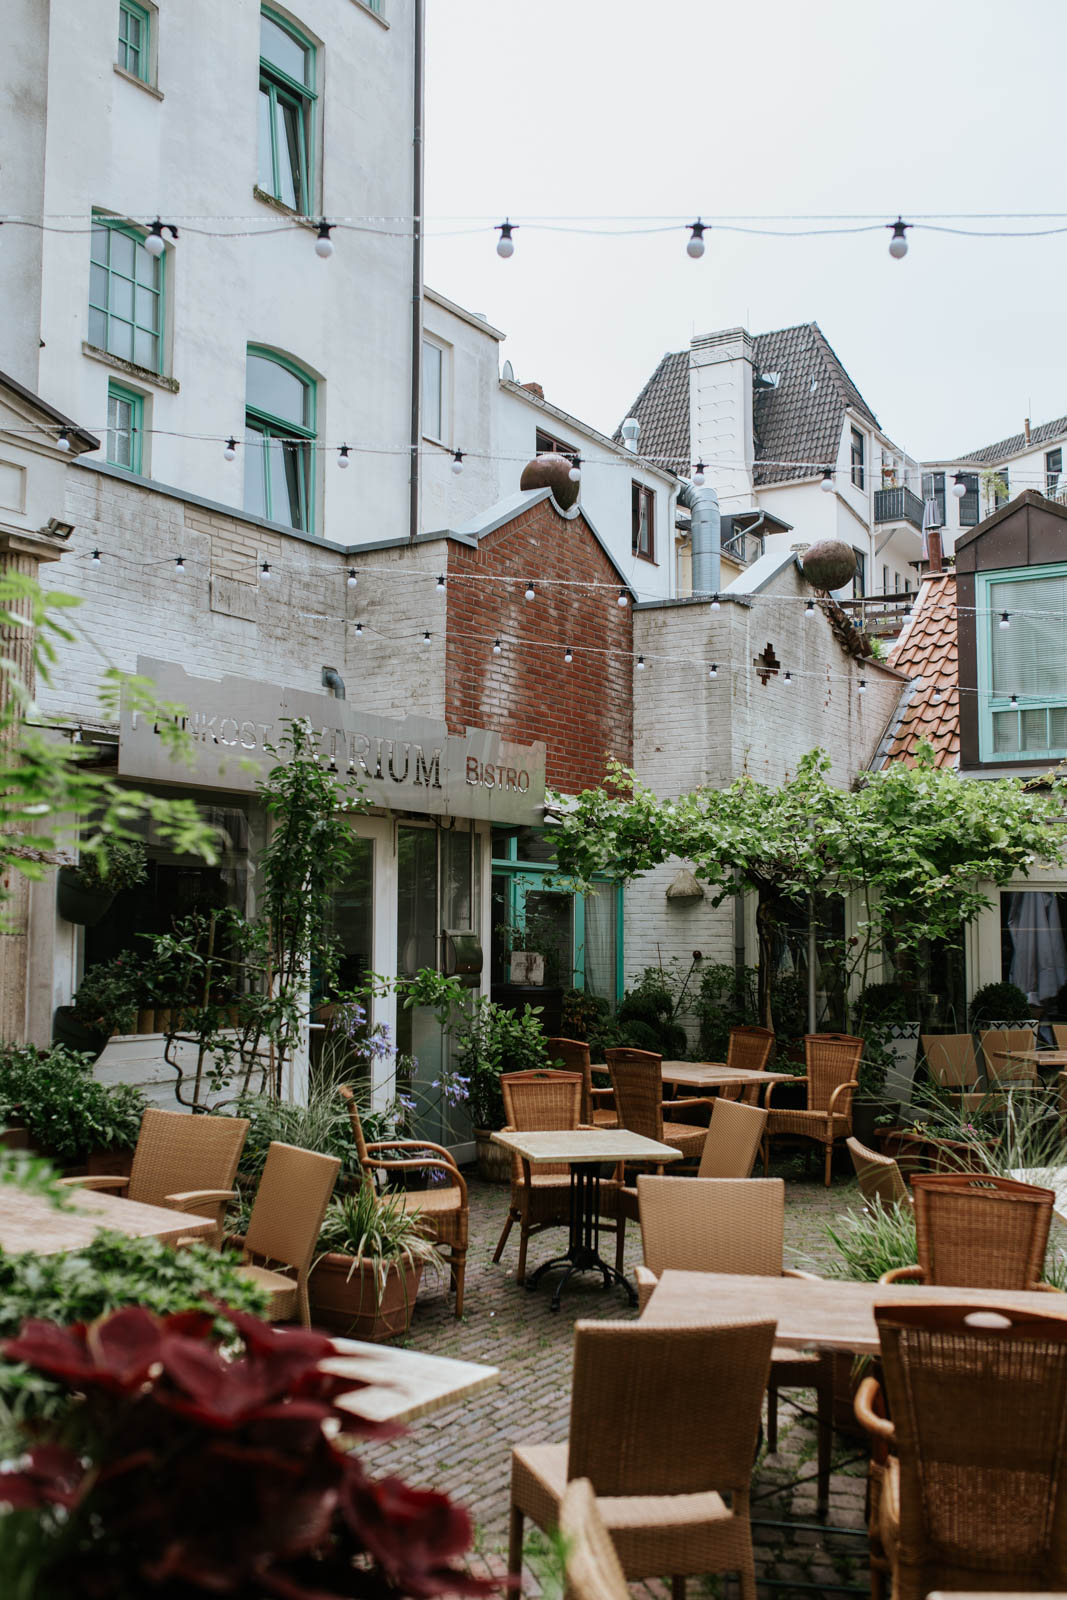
[119,658,547,824]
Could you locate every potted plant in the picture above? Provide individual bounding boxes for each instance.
[447,996,552,1181]
[969,979,1034,1031]
[69,957,142,1042]
[56,840,147,927]
[0,1042,147,1171]
[309,1183,440,1340]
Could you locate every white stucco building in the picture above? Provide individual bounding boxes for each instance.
[922,413,1067,559]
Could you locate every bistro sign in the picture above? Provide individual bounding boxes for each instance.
[120,659,547,824]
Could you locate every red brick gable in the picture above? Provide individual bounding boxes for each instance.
[445,498,633,794]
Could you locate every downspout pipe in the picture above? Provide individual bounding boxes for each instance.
[677,479,721,596]
[407,0,424,544]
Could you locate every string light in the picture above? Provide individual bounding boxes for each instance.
[90,549,101,565]
[223,436,238,461]
[636,655,646,670]
[888,218,910,259]
[1010,694,1019,707]
[338,444,350,468]
[708,663,718,678]
[56,428,70,452]
[436,574,446,593]
[568,456,582,484]
[525,580,536,601]
[932,687,943,704]
[951,472,968,498]
[347,568,358,588]
[564,645,573,663]
[1000,611,1011,629]
[858,679,867,694]
[693,462,706,486]
[144,218,167,258]
[423,630,431,644]
[353,621,363,636]
[174,555,185,575]
[617,588,629,607]
[784,671,793,685]
[805,599,815,618]
[495,220,516,258]
[259,560,272,579]
[492,638,502,655]
[686,220,707,259]
[821,469,834,493]
[710,594,720,611]
[451,450,465,475]
[314,220,335,259]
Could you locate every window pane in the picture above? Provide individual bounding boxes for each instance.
[1022,708,1049,751]
[1051,707,1067,748]
[992,711,1019,753]
[110,230,134,277]
[135,285,158,329]
[109,274,134,320]
[134,246,159,287]
[90,226,108,265]
[107,392,133,468]
[243,426,269,520]
[990,575,1067,698]
[260,13,310,85]
[88,306,106,347]
[276,439,308,529]
[107,318,133,360]
[422,342,443,438]
[266,435,291,523]
[275,96,302,210]
[89,262,108,307]
[257,86,274,190]
[246,353,309,426]
[133,326,157,369]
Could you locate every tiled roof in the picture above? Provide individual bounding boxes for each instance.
[883,573,959,769]
[614,323,880,487]
[956,415,1067,466]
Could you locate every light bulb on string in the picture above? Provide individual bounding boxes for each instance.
[636,655,646,670]
[451,450,465,475]
[686,220,707,259]
[804,599,815,618]
[932,686,943,705]
[617,588,629,607]
[710,594,720,611]
[144,219,167,258]
[1000,611,1011,629]
[90,549,102,565]
[353,622,363,637]
[708,663,718,678]
[564,645,573,664]
[423,630,431,645]
[314,220,335,259]
[784,671,793,685]
[951,472,967,499]
[338,444,350,468]
[260,560,272,579]
[693,461,706,487]
[524,580,536,601]
[347,568,358,588]
[1010,694,1019,707]
[858,679,867,694]
[820,469,834,493]
[174,555,185,575]
[495,220,516,258]
[492,638,502,656]
[435,574,446,594]
[223,436,238,461]
[888,218,910,259]
[56,428,70,452]
[568,455,582,484]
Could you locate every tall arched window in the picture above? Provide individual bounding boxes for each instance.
[244,347,316,532]
[258,8,316,214]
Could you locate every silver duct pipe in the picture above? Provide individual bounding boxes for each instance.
[677,478,721,596]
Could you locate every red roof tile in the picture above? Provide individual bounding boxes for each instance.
[884,574,959,769]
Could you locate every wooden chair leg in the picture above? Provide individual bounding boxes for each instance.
[824,1140,833,1187]
[508,1502,524,1579]
[493,1209,516,1264]
[766,1378,779,1452]
[452,1251,466,1319]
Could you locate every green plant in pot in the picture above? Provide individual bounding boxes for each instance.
[70,956,143,1042]
[969,979,1031,1027]
[309,1182,439,1340]
[56,839,147,927]
[0,1043,146,1169]
[448,995,551,1181]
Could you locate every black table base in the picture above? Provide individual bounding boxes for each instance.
[525,1162,635,1312]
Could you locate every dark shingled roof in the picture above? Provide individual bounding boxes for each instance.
[615,323,880,486]
[957,415,1067,466]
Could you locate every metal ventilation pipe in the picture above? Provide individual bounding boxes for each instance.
[677,478,721,596]
[321,666,346,700]
[620,417,640,452]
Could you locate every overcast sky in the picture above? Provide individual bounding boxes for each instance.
[424,0,1065,465]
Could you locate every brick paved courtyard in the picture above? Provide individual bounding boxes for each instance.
[358,1168,873,1599]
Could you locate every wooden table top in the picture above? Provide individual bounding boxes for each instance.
[0,1185,217,1255]
[660,1061,792,1090]
[996,1049,1067,1068]
[323,1339,500,1425]
[491,1128,683,1165]
[640,1269,1067,1357]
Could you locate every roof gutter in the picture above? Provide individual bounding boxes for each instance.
[677,478,721,596]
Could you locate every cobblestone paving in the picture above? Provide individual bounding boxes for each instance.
[359,1164,871,1599]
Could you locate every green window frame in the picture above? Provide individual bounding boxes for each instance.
[88,216,165,375]
[491,832,624,1002]
[243,346,316,532]
[118,0,151,80]
[106,381,144,473]
[977,564,1067,762]
[258,8,316,214]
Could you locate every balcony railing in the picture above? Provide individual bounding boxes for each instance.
[837,593,915,640]
[721,527,765,566]
[873,486,924,530]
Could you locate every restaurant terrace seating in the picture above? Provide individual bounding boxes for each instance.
[855,1303,1067,1600]
[545,1037,618,1126]
[509,1316,776,1600]
[847,1135,910,1210]
[235,1140,340,1327]
[633,1174,833,1514]
[340,1084,469,1317]
[617,1096,767,1227]
[559,1478,630,1600]
[920,1032,985,1112]
[978,1026,1040,1088]
[763,1032,863,1186]
[880,1172,1056,1291]
[605,1048,708,1165]
[716,1025,776,1102]
[58,1106,249,1247]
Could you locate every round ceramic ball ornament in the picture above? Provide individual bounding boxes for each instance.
[519,454,580,511]
[801,540,858,591]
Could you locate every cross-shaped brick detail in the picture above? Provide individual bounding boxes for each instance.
[754,642,781,685]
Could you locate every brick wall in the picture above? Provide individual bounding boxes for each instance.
[445,500,632,794]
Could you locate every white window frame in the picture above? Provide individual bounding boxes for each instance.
[422,336,450,446]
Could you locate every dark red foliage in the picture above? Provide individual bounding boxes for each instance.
[0,1305,497,1600]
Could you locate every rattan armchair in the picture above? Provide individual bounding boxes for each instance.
[236,1140,340,1327]
[605,1048,709,1164]
[879,1172,1056,1291]
[493,1070,621,1283]
[633,1174,833,1515]
[847,1135,910,1210]
[616,1096,767,1230]
[979,1027,1040,1088]
[1053,1024,1067,1050]
[717,1025,776,1103]
[509,1316,777,1600]
[546,1037,617,1126]
[763,1032,863,1186]
[559,1478,629,1600]
[59,1106,249,1246]
[855,1303,1067,1600]
[920,1033,986,1112]
[339,1085,468,1318]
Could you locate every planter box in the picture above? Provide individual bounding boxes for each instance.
[56,868,116,927]
[308,1252,422,1340]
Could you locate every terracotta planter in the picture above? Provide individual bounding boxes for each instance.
[308,1252,423,1340]
[474,1128,511,1184]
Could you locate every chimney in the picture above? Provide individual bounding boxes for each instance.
[521,381,544,399]
[688,328,756,511]
[1025,417,1032,445]
[926,524,944,575]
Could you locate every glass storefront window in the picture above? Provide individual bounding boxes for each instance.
[1001,890,1067,1014]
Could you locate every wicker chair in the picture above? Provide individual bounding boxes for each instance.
[634,1175,833,1515]
[979,1027,1040,1088]
[59,1106,249,1246]
[617,1096,767,1228]
[546,1037,617,1126]
[763,1032,863,1187]
[559,1478,630,1600]
[920,1033,986,1112]
[1053,1024,1067,1050]
[493,1070,621,1284]
[605,1048,709,1164]
[880,1172,1056,1291]
[847,1135,910,1210]
[855,1303,1067,1600]
[235,1140,340,1327]
[339,1085,469,1318]
[509,1316,777,1600]
[716,1025,776,1103]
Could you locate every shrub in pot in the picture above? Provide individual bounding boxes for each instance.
[0,1043,146,1170]
[71,956,143,1040]
[969,979,1031,1027]
[56,840,147,926]
[309,1182,440,1340]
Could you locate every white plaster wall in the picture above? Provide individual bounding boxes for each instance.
[421,295,502,533]
[8,0,414,547]
[689,329,755,512]
[0,0,50,388]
